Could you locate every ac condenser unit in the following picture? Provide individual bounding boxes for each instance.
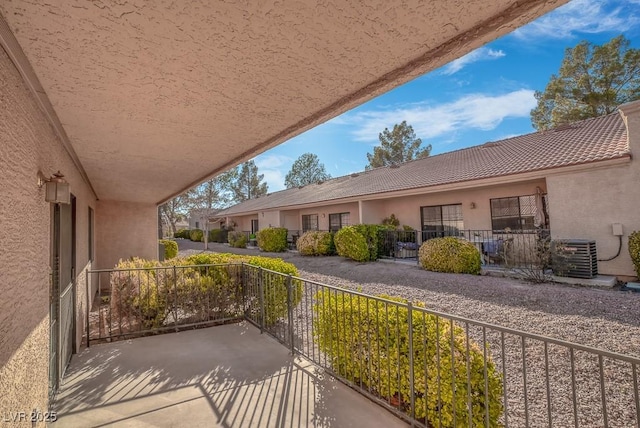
[551,239,598,279]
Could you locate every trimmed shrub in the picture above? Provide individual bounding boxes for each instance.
[296,231,334,256]
[159,239,178,259]
[228,231,247,248]
[174,228,189,239]
[334,226,370,262]
[257,227,288,252]
[180,253,302,325]
[353,224,381,261]
[419,237,481,275]
[110,258,171,329]
[189,228,204,242]
[629,231,640,278]
[313,292,503,426]
[208,229,222,243]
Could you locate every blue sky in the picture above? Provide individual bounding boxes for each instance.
[254,0,640,192]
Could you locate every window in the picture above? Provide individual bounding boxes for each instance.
[302,214,318,232]
[329,212,350,232]
[88,207,94,262]
[195,221,200,229]
[490,195,537,231]
[421,204,463,238]
[251,219,259,234]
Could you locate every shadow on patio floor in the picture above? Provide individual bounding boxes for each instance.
[53,323,406,428]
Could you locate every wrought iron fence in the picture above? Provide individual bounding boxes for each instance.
[421,229,552,269]
[86,262,640,427]
[243,264,640,428]
[85,263,244,345]
[379,229,419,260]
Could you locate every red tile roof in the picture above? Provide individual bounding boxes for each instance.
[222,112,630,215]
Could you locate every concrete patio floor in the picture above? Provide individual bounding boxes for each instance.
[53,323,407,427]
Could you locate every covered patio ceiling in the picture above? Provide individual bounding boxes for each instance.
[0,1,566,204]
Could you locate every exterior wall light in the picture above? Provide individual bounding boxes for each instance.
[40,171,71,204]
[470,202,477,209]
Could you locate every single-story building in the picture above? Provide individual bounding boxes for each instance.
[221,103,640,279]
[188,208,225,231]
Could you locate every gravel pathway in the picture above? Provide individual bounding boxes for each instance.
[177,240,640,427]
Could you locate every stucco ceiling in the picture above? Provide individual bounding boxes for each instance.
[0,0,566,204]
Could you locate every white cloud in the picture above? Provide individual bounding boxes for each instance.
[253,154,292,192]
[513,0,639,40]
[442,48,506,75]
[343,89,536,143]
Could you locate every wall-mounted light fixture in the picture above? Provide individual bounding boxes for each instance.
[322,213,326,218]
[469,202,477,209]
[261,212,264,217]
[38,171,70,204]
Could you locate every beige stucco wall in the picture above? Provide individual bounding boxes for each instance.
[300,202,359,230]
[95,200,158,270]
[0,46,96,424]
[261,211,281,229]
[363,180,546,231]
[546,106,640,278]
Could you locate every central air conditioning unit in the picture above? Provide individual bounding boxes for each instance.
[551,239,598,279]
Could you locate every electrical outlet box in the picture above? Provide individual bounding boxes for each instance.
[612,223,623,236]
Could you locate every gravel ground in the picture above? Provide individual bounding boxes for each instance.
[177,240,640,427]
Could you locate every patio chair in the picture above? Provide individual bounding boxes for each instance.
[482,238,513,265]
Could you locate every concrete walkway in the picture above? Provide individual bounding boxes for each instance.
[53,323,407,427]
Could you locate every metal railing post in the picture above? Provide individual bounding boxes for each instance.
[86,270,90,348]
[407,301,415,426]
[173,265,178,332]
[258,267,265,333]
[287,274,295,355]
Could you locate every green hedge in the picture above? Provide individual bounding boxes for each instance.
[189,228,204,242]
[110,253,302,330]
[208,229,222,243]
[313,292,503,426]
[228,231,247,248]
[174,229,189,239]
[353,224,381,261]
[159,239,178,259]
[181,253,302,325]
[419,237,481,275]
[630,231,640,278]
[334,226,370,262]
[257,227,288,252]
[296,231,334,256]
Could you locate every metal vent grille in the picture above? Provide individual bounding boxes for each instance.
[552,239,598,279]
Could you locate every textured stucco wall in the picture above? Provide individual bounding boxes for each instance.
[95,200,158,269]
[0,46,95,424]
[299,203,359,230]
[366,181,546,231]
[546,107,640,278]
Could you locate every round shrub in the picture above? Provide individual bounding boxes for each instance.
[159,239,178,260]
[228,231,247,248]
[181,253,302,326]
[208,229,222,243]
[313,292,503,426]
[110,258,171,330]
[296,231,334,256]
[334,226,370,262]
[189,228,204,242]
[629,231,640,278]
[257,227,288,252]
[174,229,189,239]
[419,237,481,274]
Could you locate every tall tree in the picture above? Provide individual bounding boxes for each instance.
[229,160,268,202]
[531,35,640,131]
[159,194,189,236]
[284,153,332,188]
[366,121,431,170]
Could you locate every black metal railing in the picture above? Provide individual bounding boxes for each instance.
[421,229,552,269]
[85,264,244,344]
[243,265,640,428]
[86,262,640,427]
[379,229,419,260]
